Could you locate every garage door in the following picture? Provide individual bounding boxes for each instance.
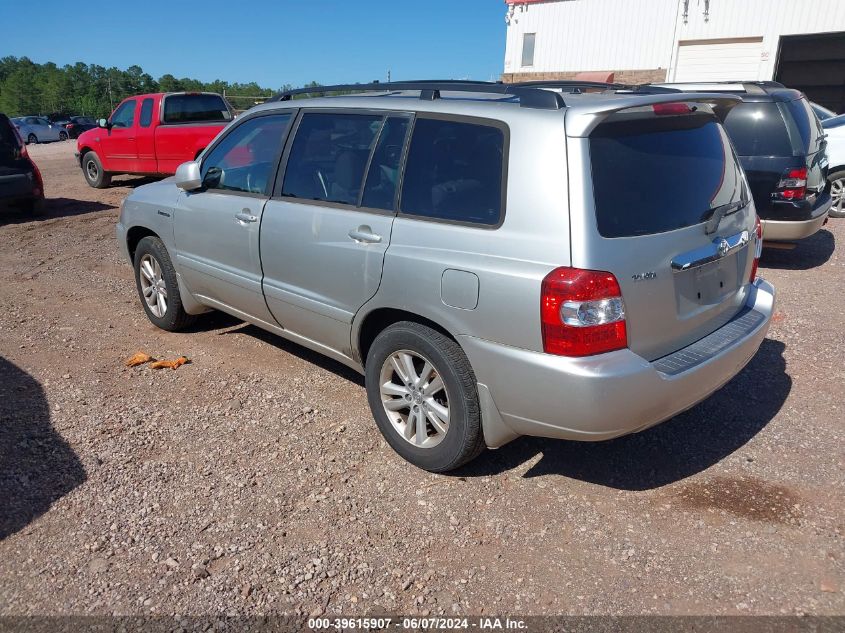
[673,38,764,82]
[776,32,845,114]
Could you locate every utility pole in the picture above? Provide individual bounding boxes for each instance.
[387,69,391,83]
[107,77,114,111]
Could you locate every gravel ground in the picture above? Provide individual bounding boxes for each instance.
[0,141,843,617]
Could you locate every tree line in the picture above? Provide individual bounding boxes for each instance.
[0,56,315,118]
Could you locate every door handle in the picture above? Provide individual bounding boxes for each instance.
[348,226,382,244]
[235,211,258,224]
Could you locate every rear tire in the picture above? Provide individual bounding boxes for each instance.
[59,131,68,141]
[27,134,37,145]
[365,321,485,472]
[828,170,845,218]
[133,236,196,332]
[82,151,111,189]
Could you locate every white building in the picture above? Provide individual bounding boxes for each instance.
[503,0,845,112]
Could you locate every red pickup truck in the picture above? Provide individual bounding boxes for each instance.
[76,92,233,188]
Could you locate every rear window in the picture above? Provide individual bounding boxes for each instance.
[0,115,17,146]
[163,94,232,124]
[722,103,793,156]
[590,111,746,238]
[400,118,505,226]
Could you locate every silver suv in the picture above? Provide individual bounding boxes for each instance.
[116,81,776,472]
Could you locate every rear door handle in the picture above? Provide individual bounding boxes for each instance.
[348,226,382,244]
[235,211,258,224]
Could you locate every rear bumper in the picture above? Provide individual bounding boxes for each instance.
[761,191,831,241]
[0,172,38,204]
[460,278,775,448]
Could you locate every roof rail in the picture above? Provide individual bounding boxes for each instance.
[267,80,566,110]
[512,79,627,92]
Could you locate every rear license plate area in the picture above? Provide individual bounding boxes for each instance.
[675,255,742,314]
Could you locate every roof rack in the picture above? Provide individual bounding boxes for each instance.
[512,79,627,92]
[267,80,566,110]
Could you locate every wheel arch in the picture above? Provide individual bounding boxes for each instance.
[126,226,160,262]
[355,307,459,368]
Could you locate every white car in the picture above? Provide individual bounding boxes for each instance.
[823,116,845,217]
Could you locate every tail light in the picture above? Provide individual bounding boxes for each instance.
[652,102,692,116]
[541,268,627,357]
[775,167,807,200]
[749,215,763,282]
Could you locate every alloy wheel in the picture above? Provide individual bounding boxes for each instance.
[138,254,168,318]
[379,350,450,448]
[832,178,844,216]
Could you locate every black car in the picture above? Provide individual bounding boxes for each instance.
[646,81,831,242]
[49,114,97,139]
[0,113,45,213]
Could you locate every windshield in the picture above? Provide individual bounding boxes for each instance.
[590,111,747,238]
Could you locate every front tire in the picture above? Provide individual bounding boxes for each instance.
[365,322,485,472]
[27,134,37,145]
[828,170,845,218]
[59,131,68,141]
[82,151,111,189]
[133,236,196,331]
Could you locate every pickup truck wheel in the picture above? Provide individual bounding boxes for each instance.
[365,321,485,472]
[133,236,196,332]
[829,170,845,218]
[82,151,111,189]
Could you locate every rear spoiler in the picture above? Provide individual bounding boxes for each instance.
[564,92,742,137]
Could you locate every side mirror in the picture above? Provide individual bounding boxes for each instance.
[174,161,202,192]
[97,118,109,129]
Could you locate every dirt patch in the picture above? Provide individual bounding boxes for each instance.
[674,476,803,525]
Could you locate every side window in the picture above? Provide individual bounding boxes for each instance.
[522,33,536,67]
[361,116,409,210]
[281,113,382,205]
[111,100,137,128]
[201,113,292,195]
[139,98,154,128]
[400,118,505,226]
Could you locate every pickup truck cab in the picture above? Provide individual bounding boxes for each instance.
[76,92,233,188]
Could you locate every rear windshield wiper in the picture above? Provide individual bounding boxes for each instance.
[702,199,747,235]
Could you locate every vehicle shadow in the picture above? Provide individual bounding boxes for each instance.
[0,357,86,540]
[454,339,790,490]
[0,197,114,226]
[108,175,161,189]
[193,314,365,386]
[760,227,835,270]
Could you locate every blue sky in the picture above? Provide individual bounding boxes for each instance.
[1,0,507,88]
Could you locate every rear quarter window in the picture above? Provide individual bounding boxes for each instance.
[590,111,746,238]
[400,117,505,226]
[722,103,793,156]
[163,94,232,124]
[784,97,824,154]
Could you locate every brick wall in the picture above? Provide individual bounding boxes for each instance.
[502,69,668,84]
